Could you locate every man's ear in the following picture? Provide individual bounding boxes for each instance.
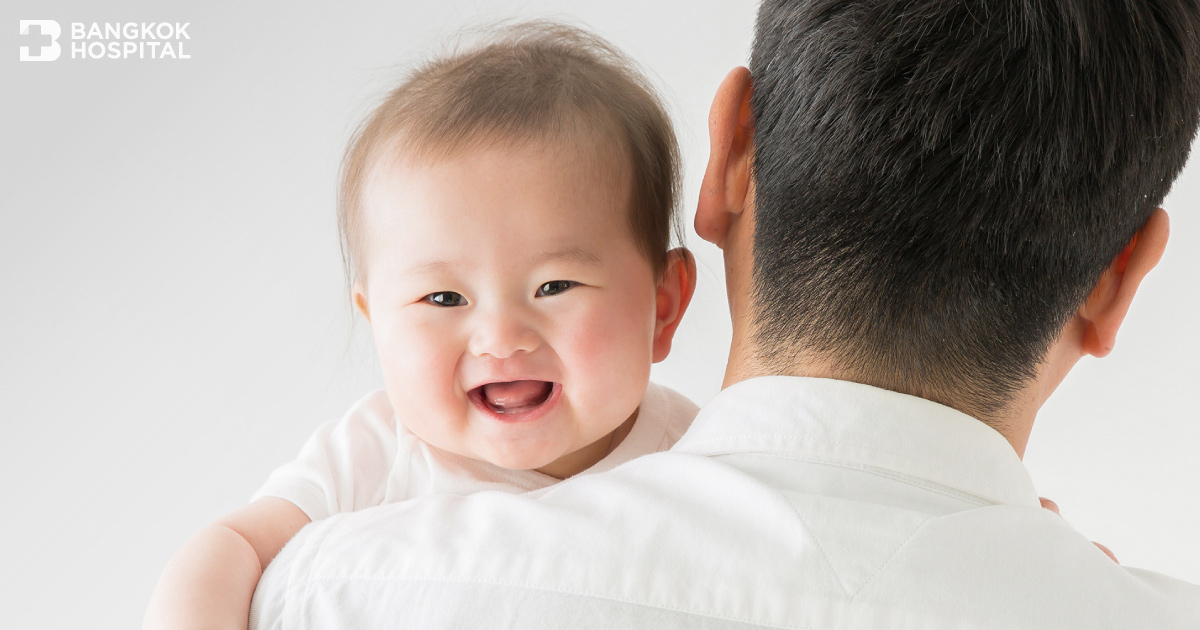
[1077,208,1169,357]
[695,67,755,249]
[652,248,698,362]
[352,281,371,323]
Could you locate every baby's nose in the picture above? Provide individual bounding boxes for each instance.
[467,309,541,359]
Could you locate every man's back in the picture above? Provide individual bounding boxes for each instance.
[251,377,1200,629]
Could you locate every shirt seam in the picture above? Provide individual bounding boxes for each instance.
[847,515,935,600]
[683,435,1016,505]
[750,451,997,506]
[779,499,855,597]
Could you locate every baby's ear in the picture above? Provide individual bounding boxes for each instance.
[352,281,371,323]
[652,248,698,362]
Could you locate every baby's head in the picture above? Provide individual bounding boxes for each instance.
[340,22,694,478]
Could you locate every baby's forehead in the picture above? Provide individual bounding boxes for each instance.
[365,129,634,209]
[378,122,630,177]
[359,132,638,246]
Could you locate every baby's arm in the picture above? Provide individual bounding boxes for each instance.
[143,497,311,630]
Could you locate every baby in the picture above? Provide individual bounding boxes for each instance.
[144,21,698,629]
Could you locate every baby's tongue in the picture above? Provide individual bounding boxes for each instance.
[482,380,551,412]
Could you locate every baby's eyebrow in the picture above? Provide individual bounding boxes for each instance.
[539,247,603,265]
[402,248,602,276]
[404,259,458,276]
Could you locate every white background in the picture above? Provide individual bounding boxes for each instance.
[3,1,1197,628]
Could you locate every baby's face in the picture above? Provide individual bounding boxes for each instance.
[355,137,660,478]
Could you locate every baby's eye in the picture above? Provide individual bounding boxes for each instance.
[423,291,466,307]
[536,280,578,297]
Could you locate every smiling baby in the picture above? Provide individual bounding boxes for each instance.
[144,20,698,629]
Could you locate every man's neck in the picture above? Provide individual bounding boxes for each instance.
[721,344,1041,458]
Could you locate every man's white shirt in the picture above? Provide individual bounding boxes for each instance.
[250,376,1200,629]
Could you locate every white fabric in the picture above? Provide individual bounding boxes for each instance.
[250,376,1200,629]
[251,382,698,521]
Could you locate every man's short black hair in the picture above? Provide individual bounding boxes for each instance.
[748,0,1200,423]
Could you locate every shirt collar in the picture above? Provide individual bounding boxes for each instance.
[672,375,1040,507]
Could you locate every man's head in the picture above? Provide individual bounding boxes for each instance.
[700,0,1200,426]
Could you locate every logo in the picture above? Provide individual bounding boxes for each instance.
[19,20,61,61]
[17,20,192,61]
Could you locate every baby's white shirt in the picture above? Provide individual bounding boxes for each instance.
[251,382,699,521]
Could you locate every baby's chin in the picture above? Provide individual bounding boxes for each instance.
[476,443,569,473]
[474,436,613,478]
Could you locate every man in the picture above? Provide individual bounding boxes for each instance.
[251,1,1200,627]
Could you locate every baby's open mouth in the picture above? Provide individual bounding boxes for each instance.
[472,380,556,415]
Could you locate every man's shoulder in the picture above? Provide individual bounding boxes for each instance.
[862,504,1200,626]
[253,452,1200,629]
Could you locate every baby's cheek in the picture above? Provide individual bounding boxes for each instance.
[563,295,655,388]
[378,326,459,406]
[569,304,647,357]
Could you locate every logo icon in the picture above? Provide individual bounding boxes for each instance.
[19,20,61,61]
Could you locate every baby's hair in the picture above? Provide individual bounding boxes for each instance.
[337,20,682,293]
